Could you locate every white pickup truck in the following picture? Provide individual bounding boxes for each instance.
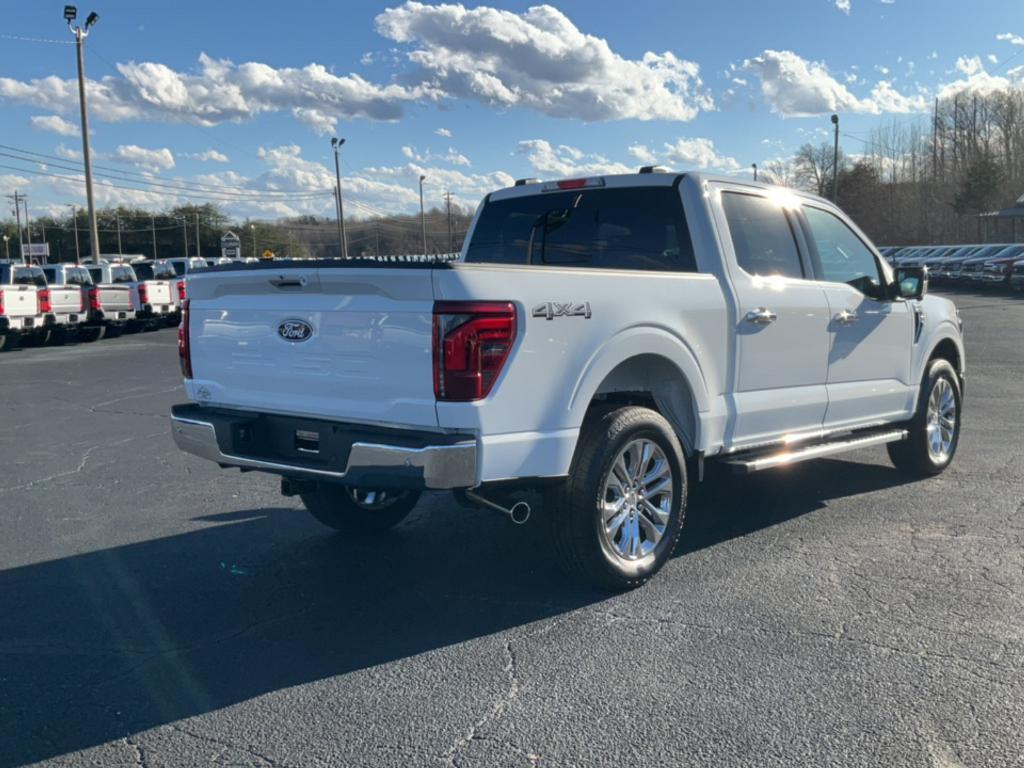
[41,264,90,341]
[85,263,137,338]
[129,260,178,326]
[0,263,47,350]
[171,171,966,589]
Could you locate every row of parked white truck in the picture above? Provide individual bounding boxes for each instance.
[0,255,211,351]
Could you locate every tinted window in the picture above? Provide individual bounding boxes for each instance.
[13,268,47,287]
[154,265,176,279]
[43,268,57,283]
[721,192,804,279]
[465,186,696,272]
[111,267,136,283]
[133,263,155,280]
[67,268,91,286]
[170,261,186,276]
[87,267,103,283]
[803,206,884,298]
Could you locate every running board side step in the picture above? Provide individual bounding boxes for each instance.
[722,429,908,474]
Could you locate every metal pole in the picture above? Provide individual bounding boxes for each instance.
[831,113,839,203]
[24,199,33,264]
[2,236,8,260]
[68,204,80,264]
[251,224,256,259]
[74,26,101,263]
[419,175,426,255]
[115,210,123,254]
[11,192,24,262]
[151,215,157,260]
[194,211,200,259]
[752,163,758,182]
[446,191,453,255]
[331,138,348,259]
[182,217,188,257]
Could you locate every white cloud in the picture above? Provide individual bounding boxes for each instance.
[185,149,230,163]
[743,49,927,116]
[55,143,82,161]
[111,144,176,172]
[835,0,851,14]
[937,56,1023,99]
[627,144,657,164]
[516,139,633,177]
[29,114,79,136]
[661,138,741,171]
[375,2,713,121]
[996,32,1024,46]
[435,127,452,137]
[401,145,471,167]
[0,53,436,132]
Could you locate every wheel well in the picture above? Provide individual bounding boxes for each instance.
[929,338,961,373]
[585,354,697,455]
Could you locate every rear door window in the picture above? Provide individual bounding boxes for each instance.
[111,267,136,283]
[87,267,104,284]
[13,268,47,287]
[133,263,155,280]
[465,186,696,272]
[720,192,804,279]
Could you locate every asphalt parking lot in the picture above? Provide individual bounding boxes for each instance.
[1,290,1022,768]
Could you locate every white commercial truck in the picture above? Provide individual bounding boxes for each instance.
[171,171,966,589]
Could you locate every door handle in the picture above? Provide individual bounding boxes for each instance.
[835,310,859,325]
[745,307,777,325]
[269,276,306,288]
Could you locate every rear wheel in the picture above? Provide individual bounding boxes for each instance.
[104,324,124,339]
[300,485,421,534]
[888,358,961,476]
[546,406,687,591]
[0,333,19,351]
[78,325,106,342]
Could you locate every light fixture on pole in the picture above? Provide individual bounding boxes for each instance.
[250,223,256,260]
[830,113,840,203]
[66,6,101,262]
[331,137,348,259]
[2,235,8,261]
[419,174,427,256]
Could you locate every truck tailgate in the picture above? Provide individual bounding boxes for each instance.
[0,286,37,318]
[142,280,174,306]
[50,287,83,315]
[186,265,439,429]
[97,286,133,311]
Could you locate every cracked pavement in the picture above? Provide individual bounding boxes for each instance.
[1,290,1022,767]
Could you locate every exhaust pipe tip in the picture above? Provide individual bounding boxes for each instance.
[509,501,531,525]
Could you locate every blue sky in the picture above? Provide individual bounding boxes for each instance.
[1,0,1022,220]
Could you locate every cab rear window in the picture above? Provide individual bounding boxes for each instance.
[465,186,696,272]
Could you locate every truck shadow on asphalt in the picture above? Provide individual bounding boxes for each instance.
[1,459,915,766]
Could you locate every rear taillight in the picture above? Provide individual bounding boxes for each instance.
[178,298,192,379]
[433,301,516,401]
[38,289,51,314]
[0,292,5,316]
[89,287,102,311]
[138,283,149,305]
[177,280,186,301]
[80,288,87,312]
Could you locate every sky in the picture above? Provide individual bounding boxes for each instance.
[1,0,1023,221]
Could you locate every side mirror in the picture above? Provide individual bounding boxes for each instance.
[894,266,927,300]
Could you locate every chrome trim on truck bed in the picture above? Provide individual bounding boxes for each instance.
[170,414,477,489]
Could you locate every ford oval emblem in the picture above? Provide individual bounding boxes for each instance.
[278,319,313,342]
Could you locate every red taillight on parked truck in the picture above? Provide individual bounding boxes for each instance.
[138,283,149,305]
[38,289,52,314]
[89,287,102,311]
[79,288,87,313]
[177,280,186,301]
[433,301,517,401]
[178,298,192,378]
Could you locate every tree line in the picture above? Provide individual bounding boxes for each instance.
[1,202,476,263]
[765,86,1024,245]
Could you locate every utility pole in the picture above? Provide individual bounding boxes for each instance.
[66,6,101,262]
[194,211,200,259]
[250,223,256,259]
[419,175,427,255]
[331,137,348,258]
[151,214,157,260]
[181,216,188,258]
[445,191,453,255]
[752,163,758,182]
[115,210,123,254]
[7,191,25,263]
[66,204,81,264]
[375,219,381,257]
[23,198,34,264]
[2,235,8,260]
[830,113,840,203]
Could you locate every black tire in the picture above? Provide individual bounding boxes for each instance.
[300,484,421,534]
[0,333,18,351]
[78,325,106,342]
[887,358,962,476]
[545,406,687,591]
[20,329,50,347]
[104,324,124,339]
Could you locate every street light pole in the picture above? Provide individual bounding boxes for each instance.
[66,6,101,262]
[66,203,80,264]
[2,235,8,261]
[831,113,840,203]
[752,163,758,182]
[250,224,256,259]
[331,137,348,259]
[115,210,122,254]
[419,175,426,255]
[194,211,200,259]
[151,214,157,260]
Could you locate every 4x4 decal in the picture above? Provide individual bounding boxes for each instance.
[532,302,592,320]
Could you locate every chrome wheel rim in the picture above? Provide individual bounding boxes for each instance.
[926,377,957,463]
[599,438,673,561]
[347,488,405,510]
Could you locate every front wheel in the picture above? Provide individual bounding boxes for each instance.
[888,358,962,476]
[300,485,421,534]
[546,406,687,591]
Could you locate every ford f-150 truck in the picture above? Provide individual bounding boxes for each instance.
[171,171,966,589]
[0,263,47,350]
[130,260,178,326]
[41,264,91,342]
[85,263,137,338]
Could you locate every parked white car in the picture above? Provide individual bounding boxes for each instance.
[171,171,966,589]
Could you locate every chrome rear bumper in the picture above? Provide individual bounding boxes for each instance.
[170,410,477,490]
